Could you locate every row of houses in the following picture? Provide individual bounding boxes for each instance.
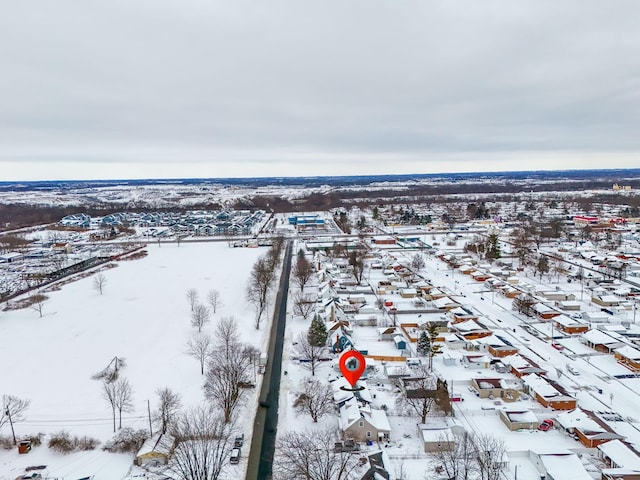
[59,209,266,236]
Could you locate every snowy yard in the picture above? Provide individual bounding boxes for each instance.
[0,242,269,480]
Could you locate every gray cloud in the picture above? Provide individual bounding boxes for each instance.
[1,0,640,180]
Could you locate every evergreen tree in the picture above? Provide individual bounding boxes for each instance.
[426,324,442,370]
[417,330,430,356]
[307,315,328,347]
[486,233,501,260]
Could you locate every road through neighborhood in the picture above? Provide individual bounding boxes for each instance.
[246,241,292,480]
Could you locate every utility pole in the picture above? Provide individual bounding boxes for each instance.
[147,400,153,437]
[6,408,16,445]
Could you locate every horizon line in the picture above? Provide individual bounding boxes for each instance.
[2,167,640,185]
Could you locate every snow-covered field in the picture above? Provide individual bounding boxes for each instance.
[0,242,268,480]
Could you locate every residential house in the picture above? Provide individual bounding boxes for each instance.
[505,354,548,378]
[449,306,478,324]
[461,354,491,369]
[582,329,626,353]
[400,288,417,298]
[554,315,589,335]
[529,449,592,480]
[432,296,461,311]
[583,311,614,324]
[423,287,447,300]
[615,345,640,370]
[454,324,492,341]
[499,409,539,431]
[401,374,438,400]
[556,409,623,448]
[416,423,455,452]
[592,293,623,307]
[558,300,581,311]
[522,374,577,410]
[598,439,640,473]
[532,303,561,320]
[338,398,391,443]
[470,270,492,282]
[473,334,519,358]
[471,377,520,399]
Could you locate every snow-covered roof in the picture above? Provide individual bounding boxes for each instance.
[419,426,454,443]
[537,452,592,480]
[532,303,553,313]
[556,409,603,432]
[504,410,537,424]
[598,440,640,468]
[615,345,640,360]
[583,329,623,346]
[433,296,458,308]
[554,315,585,328]
[521,374,567,399]
[369,408,391,432]
[453,320,484,332]
[597,294,622,304]
[136,433,174,458]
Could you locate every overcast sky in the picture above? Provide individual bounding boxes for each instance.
[1,1,639,181]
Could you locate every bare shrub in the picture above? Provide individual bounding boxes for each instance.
[102,427,148,453]
[48,431,100,453]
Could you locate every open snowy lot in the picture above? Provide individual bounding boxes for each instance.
[0,242,268,480]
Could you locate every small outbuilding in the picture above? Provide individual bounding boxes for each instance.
[135,433,175,466]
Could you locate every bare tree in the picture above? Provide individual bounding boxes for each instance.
[103,381,118,433]
[93,273,107,295]
[432,431,476,480]
[155,387,182,435]
[206,289,223,313]
[394,365,437,423]
[510,227,533,267]
[204,348,253,423]
[411,253,425,270]
[0,395,30,444]
[185,288,199,312]
[292,252,313,292]
[214,316,239,357]
[114,377,134,429]
[187,334,213,375]
[474,433,507,480]
[169,404,235,480]
[30,293,48,318]
[191,304,210,333]
[246,256,274,329]
[295,332,325,377]
[273,428,359,480]
[292,378,334,422]
[293,292,316,320]
[348,249,365,284]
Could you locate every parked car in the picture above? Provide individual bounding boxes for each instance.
[567,365,580,376]
[230,447,241,464]
[234,434,244,448]
[538,419,554,431]
[551,343,564,351]
[450,393,464,402]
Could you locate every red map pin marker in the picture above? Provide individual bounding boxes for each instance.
[339,350,366,388]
